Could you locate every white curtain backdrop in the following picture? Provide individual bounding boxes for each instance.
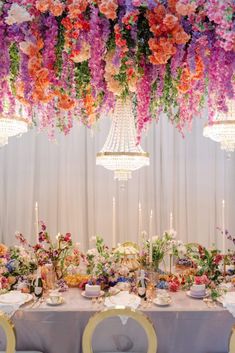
[0,112,234,252]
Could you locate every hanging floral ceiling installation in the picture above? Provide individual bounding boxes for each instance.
[0,0,235,142]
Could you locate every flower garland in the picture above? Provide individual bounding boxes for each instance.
[0,0,235,141]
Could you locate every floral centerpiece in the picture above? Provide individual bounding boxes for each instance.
[186,244,223,282]
[0,1,235,141]
[16,222,76,286]
[140,230,186,270]
[0,242,37,291]
[86,236,131,287]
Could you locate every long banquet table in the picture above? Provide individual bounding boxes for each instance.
[4,288,235,353]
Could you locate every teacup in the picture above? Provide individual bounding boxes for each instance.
[49,293,61,304]
[157,295,170,305]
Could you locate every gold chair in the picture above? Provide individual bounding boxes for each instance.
[229,325,235,353]
[82,307,157,353]
[0,311,43,353]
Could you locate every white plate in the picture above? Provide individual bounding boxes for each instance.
[0,291,33,304]
[153,298,171,306]
[186,290,209,299]
[46,297,64,306]
[104,291,141,309]
[81,290,105,299]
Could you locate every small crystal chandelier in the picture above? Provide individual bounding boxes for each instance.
[203,100,235,152]
[96,97,150,180]
[0,101,28,147]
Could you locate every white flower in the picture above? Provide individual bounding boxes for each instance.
[87,248,98,256]
[5,4,33,26]
[169,229,177,238]
[89,236,97,243]
[152,235,159,242]
[177,244,187,255]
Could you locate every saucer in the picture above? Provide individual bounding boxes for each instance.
[186,290,209,299]
[81,290,105,299]
[153,298,171,306]
[46,297,64,306]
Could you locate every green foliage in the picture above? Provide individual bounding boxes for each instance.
[74,61,90,98]
[55,17,65,77]
[136,7,152,61]
[9,43,20,94]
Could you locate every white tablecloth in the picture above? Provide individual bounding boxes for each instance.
[0,289,232,353]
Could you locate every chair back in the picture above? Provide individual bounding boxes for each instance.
[82,307,157,353]
[229,325,235,353]
[0,311,16,353]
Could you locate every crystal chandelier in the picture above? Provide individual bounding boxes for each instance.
[96,98,150,180]
[0,101,28,147]
[203,100,235,152]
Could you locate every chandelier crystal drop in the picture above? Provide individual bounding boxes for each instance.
[203,101,235,153]
[96,98,150,181]
[0,101,29,147]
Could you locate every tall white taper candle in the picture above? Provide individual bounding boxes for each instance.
[138,202,142,246]
[112,197,116,248]
[35,201,39,243]
[222,200,225,254]
[149,209,153,263]
[170,212,173,230]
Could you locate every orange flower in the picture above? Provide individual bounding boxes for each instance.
[32,88,53,103]
[168,0,177,13]
[68,0,88,19]
[163,14,178,30]
[50,0,64,16]
[28,56,42,76]
[153,4,166,22]
[36,0,51,12]
[172,26,190,45]
[98,0,118,20]
[15,81,30,105]
[0,244,7,257]
[58,93,76,110]
[148,37,177,65]
[177,57,204,93]
[35,68,50,89]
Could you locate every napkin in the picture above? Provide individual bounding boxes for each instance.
[104,291,141,325]
[222,292,235,317]
[0,291,32,317]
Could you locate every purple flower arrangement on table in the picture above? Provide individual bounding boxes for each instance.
[0,0,235,141]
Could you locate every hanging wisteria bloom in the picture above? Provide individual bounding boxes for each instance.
[0,0,234,140]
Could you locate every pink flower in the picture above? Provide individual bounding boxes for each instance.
[194,275,210,285]
[5,3,33,25]
[169,279,180,292]
[64,233,71,242]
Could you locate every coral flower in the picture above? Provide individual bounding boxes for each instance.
[36,68,50,89]
[176,2,197,17]
[50,1,64,16]
[36,0,51,13]
[0,244,7,257]
[163,14,178,30]
[68,0,88,19]
[98,0,118,20]
[28,57,42,75]
[58,94,76,110]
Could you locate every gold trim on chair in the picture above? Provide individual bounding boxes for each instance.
[0,311,16,353]
[82,307,157,353]
[229,325,235,353]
